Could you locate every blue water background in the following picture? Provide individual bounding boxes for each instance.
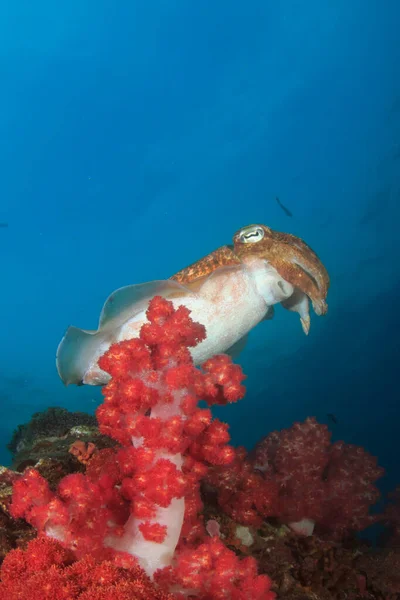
[1,1,399,500]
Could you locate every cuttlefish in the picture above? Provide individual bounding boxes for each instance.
[57,224,329,386]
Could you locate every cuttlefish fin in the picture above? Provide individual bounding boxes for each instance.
[262,306,275,321]
[56,279,193,386]
[98,279,192,330]
[224,305,274,359]
[56,326,106,386]
[225,333,249,359]
[281,288,311,335]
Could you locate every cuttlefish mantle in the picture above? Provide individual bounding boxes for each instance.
[56,224,329,386]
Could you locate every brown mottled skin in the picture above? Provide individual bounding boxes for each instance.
[171,224,329,316]
[170,246,241,284]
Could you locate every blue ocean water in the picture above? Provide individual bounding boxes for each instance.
[1,0,399,509]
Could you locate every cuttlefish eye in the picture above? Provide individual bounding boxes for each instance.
[238,225,265,244]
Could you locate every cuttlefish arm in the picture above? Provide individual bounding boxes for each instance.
[281,289,311,334]
[264,230,329,316]
[232,224,329,332]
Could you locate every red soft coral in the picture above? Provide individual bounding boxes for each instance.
[155,536,275,600]
[206,447,279,527]
[0,536,174,600]
[10,297,271,599]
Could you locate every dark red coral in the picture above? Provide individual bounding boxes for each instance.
[382,485,400,548]
[253,417,384,539]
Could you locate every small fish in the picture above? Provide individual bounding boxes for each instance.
[327,413,338,424]
[276,197,292,217]
[0,222,8,228]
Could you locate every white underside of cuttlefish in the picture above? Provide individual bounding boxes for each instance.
[57,257,309,386]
